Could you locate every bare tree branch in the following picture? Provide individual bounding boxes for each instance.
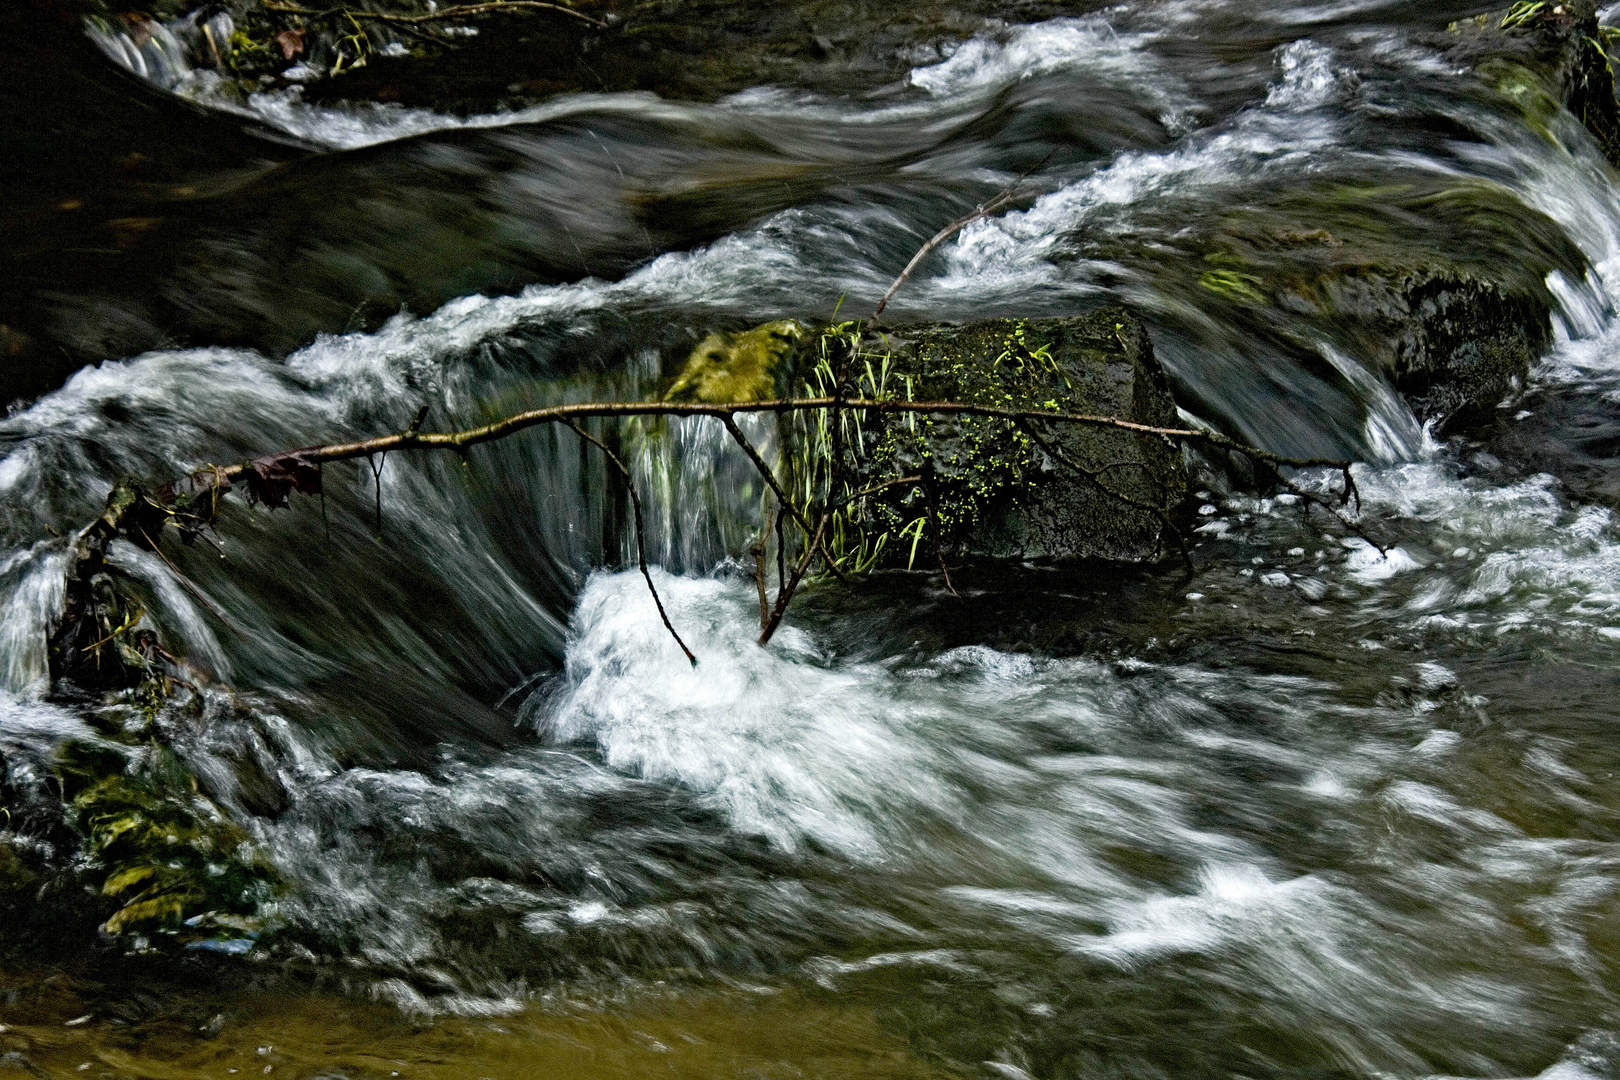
[868,155,1052,324]
[759,510,830,646]
[66,365,1367,673]
[869,190,1032,324]
[178,398,1357,488]
[752,508,774,632]
[96,394,1363,658]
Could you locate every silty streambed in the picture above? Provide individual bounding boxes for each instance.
[4,1,1620,1076]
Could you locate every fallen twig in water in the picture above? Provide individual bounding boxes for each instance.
[61,392,1366,664]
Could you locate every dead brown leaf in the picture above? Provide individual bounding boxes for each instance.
[276,28,306,60]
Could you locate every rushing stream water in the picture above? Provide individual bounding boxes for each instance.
[7,1,1620,1076]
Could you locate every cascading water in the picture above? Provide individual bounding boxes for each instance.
[6,1,1620,1076]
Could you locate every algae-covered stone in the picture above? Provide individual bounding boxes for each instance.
[666,320,807,404]
[834,310,1187,564]
[1189,177,1582,428]
[37,677,281,947]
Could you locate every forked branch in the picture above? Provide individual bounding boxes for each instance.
[58,174,1372,674]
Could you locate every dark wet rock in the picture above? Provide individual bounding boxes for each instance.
[1357,0,1620,425]
[209,0,1090,113]
[862,311,1187,562]
[1476,382,1620,506]
[1118,3,1620,437]
[1280,255,1558,429]
[1188,174,1587,432]
[1349,269,1551,426]
[673,310,1187,563]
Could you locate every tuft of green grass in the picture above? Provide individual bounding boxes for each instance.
[1500,1,1548,30]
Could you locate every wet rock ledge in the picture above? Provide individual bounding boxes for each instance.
[1173,2,1620,435]
[1391,0,1620,425]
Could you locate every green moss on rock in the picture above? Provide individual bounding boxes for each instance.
[58,689,279,944]
[858,312,1186,563]
[665,320,806,404]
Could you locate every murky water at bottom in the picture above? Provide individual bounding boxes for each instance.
[0,976,957,1079]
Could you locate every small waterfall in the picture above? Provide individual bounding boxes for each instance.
[85,9,234,92]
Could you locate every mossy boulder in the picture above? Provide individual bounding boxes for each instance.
[1183,173,1588,430]
[669,310,1188,565]
[846,312,1187,564]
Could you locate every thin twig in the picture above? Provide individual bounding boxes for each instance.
[367,453,386,536]
[869,190,1030,323]
[109,400,1362,659]
[752,508,774,632]
[774,505,787,595]
[920,471,957,597]
[185,398,1354,479]
[828,474,924,513]
[136,526,238,630]
[718,415,850,586]
[868,155,1051,324]
[80,611,138,655]
[759,510,830,647]
[1014,419,1196,574]
[562,420,697,666]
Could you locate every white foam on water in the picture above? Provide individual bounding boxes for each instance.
[0,688,95,752]
[537,570,957,858]
[98,13,1195,153]
[906,17,1196,131]
[927,39,1348,308]
[1069,863,1329,966]
[1221,456,1620,645]
[537,571,1384,870]
[527,568,1611,1064]
[1343,538,1423,584]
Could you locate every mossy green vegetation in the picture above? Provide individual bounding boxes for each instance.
[687,311,1188,572]
[665,320,807,404]
[851,313,1186,564]
[57,682,279,946]
[41,518,280,950]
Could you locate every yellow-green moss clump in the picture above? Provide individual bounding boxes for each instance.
[665,320,806,403]
[57,684,277,947]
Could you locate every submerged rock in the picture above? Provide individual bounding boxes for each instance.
[1189,175,1587,432]
[1447,0,1620,169]
[1319,0,1620,426]
[1385,1,1620,423]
